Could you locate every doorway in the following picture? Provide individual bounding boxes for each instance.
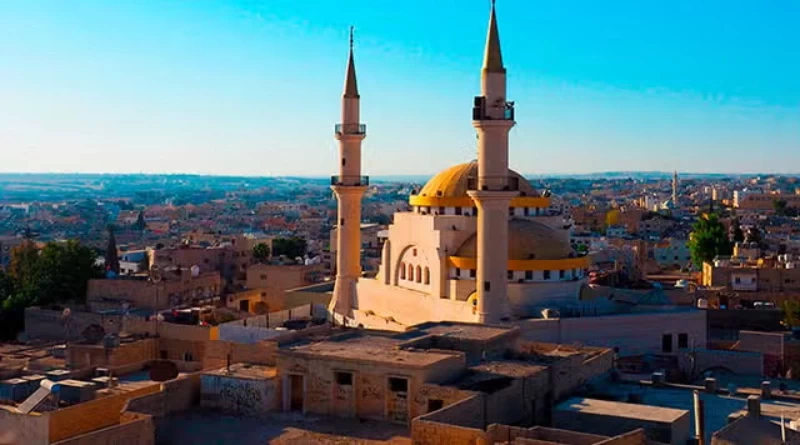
[289,374,304,412]
[387,377,409,423]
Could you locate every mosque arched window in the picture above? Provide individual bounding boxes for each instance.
[424,267,430,285]
[400,262,406,280]
[416,266,422,283]
[408,264,415,282]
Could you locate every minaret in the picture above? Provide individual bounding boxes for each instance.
[105,225,120,275]
[330,27,368,318]
[672,171,678,204]
[467,0,517,324]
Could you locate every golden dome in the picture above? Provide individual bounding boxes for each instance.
[456,219,575,260]
[417,162,537,199]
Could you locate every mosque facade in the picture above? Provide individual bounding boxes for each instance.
[330,3,589,329]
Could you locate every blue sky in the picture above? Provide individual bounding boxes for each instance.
[0,0,798,176]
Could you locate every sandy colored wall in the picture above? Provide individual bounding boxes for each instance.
[519,311,707,357]
[276,351,465,422]
[48,384,161,443]
[25,308,123,341]
[0,409,49,445]
[201,374,278,415]
[67,339,157,369]
[203,340,279,369]
[122,318,215,342]
[355,277,478,327]
[51,412,154,445]
[411,395,487,445]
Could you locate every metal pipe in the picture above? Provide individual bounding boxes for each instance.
[693,390,705,445]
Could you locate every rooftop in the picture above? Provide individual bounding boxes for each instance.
[203,363,277,380]
[400,321,516,342]
[283,334,461,368]
[556,397,687,423]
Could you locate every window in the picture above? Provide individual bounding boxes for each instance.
[735,277,741,284]
[389,377,408,393]
[507,270,514,280]
[524,207,529,216]
[470,269,476,278]
[424,267,430,285]
[559,270,565,279]
[400,262,406,280]
[335,371,353,386]
[184,352,194,362]
[509,207,514,216]
[439,206,445,214]
[408,264,414,282]
[416,266,422,283]
[260,274,267,280]
[472,207,478,216]
[428,399,444,413]
[455,207,463,215]
[678,333,688,349]
[543,270,551,280]
[525,270,533,280]
[662,334,673,353]
[484,281,491,291]
[455,267,461,277]
[340,218,345,226]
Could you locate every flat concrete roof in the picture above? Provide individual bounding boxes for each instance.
[204,364,277,380]
[468,360,548,379]
[285,335,459,368]
[556,397,688,424]
[413,322,515,342]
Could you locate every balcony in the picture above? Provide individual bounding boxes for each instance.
[331,175,370,186]
[335,123,367,136]
[472,96,515,121]
[466,176,520,191]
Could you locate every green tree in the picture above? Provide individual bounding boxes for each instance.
[0,240,102,340]
[783,300,800,329]
[272,237,307,259]
[252,243,271,262]
[133,211,147,231]
[774,199,788,217]
[688,213,733,266]
[36,241,104,305]
[730,219,745,243]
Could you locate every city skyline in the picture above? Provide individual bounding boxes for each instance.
[1,0,798,176]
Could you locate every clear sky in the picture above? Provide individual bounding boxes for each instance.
[1,0,798,176]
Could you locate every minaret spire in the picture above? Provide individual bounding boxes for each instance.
[344,26,359,98]
[483,0,505,73]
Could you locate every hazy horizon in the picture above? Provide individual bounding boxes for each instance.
[1,0,798,176]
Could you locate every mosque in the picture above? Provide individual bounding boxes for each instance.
[329,3,590,329]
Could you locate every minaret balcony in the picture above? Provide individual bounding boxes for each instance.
[467,176,520,191]
[331,175,369,186]
[472,96,515,121]
[335,123,367,136]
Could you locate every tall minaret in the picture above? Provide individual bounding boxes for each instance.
[467,0,517,324]
[330,27,367,318]
[672,171,678,204]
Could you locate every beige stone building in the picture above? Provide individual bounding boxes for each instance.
[328,7,587,329]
